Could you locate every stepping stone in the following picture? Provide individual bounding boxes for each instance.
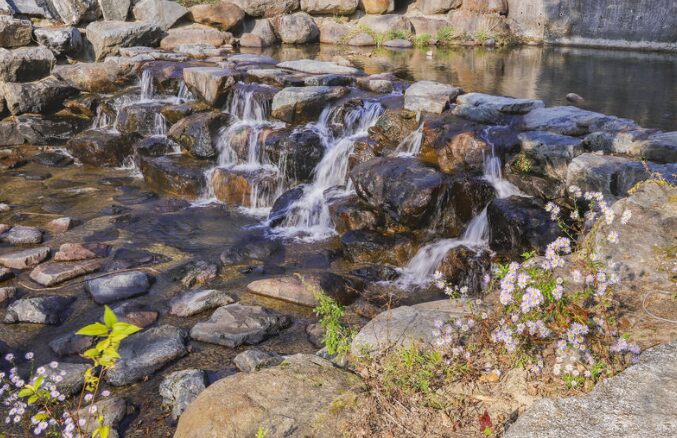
[169,289,234,317]
[159,369,207,420]
[40,362,88,396]
[0,247,50,269]
[106,325,188,386]
[233,350,283,372]
[1,225,43,245]
[29,260,102,287]
[4,295,75,324]
[190,304,291,348]
[86,271,151,304]
[404,80,462,114]
[53,243,109,262]
[46,217,76,233]
[49,332,94,357]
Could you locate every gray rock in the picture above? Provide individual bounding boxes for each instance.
[41,362,88,396]
[506,341,677,438]
[29,260,102,287]
[169,289,234,317]
[86,21,163,61]
[49,332,95,356]
[231,0,299,17]
[50,0,100,26]
[99,0,131,21]
[0,16,33,48]
[417,0,461,15]
[233,349,283,372]
[0,0,54,18]
[190,304,291,348]
[358,13,412,34]
[239,18,278,48]
[0,286,16,303]
[351,300,470,356]
[300,0,357,15]
[86,271,151,304]
[34,27,83,56]
[160,24,231,50]
[0,247,50,269]
[0,225,43,245]
[174,43,230,59]
[452,103,503,124]
[404,81,461,114]
[4,295,75,324]
[0,77,78,116]
[0,46,56,82]
[642,131,677,163]
[106,325,188,386]
[303,74,353,86]
[228,53,277,65]
[75,397,127,437]
[275,12,319,44]
[159,369,207,420]
[522,106,638,136]
[518,131,584,181]
[182,67,238,107]
[383,38,413,48]
[114,101,165,136]
[456,92,544,114]
[133,0,187,30]
[319,20,350,44]
[271,86,348,123]
[347,32,376,46]
[586,130,677,165]
[168,111,232,160]
[566,153,651,200]
[278,59,359,75]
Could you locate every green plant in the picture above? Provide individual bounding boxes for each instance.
[311,285,355,357]
[414,33,432,47]
[385,29,413,41]
[474,28,492,44]
[513,153,532,174]
[256,426,269,438]
[436,26,458,45]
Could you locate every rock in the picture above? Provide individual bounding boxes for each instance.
[169,289,235,317]
[418,0,461,14]
[319,20,350,44]
[368,109,418,148]
[301,0,358,15]
[175,354,360,438]
[112,303,158,328]
[522,106,638,136]
[49,0,99,26]
[99,0,131,21]
[219,235,282,265]
[447,9,510,37]
[506,341,677,438]
[462,0,507,13]
[359,0,394,14]
[41,362,88,396]
[190,304,291,348]
[358,13,411,34]
[115,101,165,136]
[565,92,585,104]
[86,21,163,61]
[0,16,32,48]
[54,61,133,93]
[566,153,651,200]
[409,16,450,43]
[518,131,584,181]
[86,271,151,304]
[265,128,324,182]
[277,59,359,75]
[29,260,102,287]
[138,155,209,200]
[34,151,75,168]
[0,247,50,269]
[74,397,127,437]
[267,185,305,227]
[160,24,231,50]
[340,230,417,265]
[328,194,378,233]
[54,243,109,262]
[233,349,283,372]
[67,129,135,167]
[4,295,75,324]
[106,325,188,386]
[306,322,324,347]
[0,287,16,303]
[585,130,677,165]
[175,259,218,288]
[0,266,13,281]
[1,225,42,245]
[456,92,544,114]
[49,332,94,356]
[159,369,207,420]
[168,111,232,159]
[210,167,277,207]
[0,47,56,82]
[239,18,278,47]
[383,38,412,48]
[404,80,461,114]
[182,67,238,107]
[352,300,470,355]
[437,245,491,294]
[246,273,359,307]
[232,0,299,17]
[430,130,490,173]
[190,1,243,30]
[304,73,353,86]
[272,86,348,123]
[487,196,561,257]
[0,77,78,115]
[641,131,677,163]
[46,217,76,233]
[0,0,54,18]
[133,0,187,31]
[34,27,82,56]
[274,12,319,44]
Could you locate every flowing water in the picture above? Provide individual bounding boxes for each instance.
[395,124,424,156]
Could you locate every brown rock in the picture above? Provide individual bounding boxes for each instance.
[0,287,17,304]
[53,243,110,262]
[190,2,244,30]
[360,0,393,14]
[53,62,134,93]
[0,247,51,269]
[210,167,277,207]
[47,217,76,233]
[29,260,102,287]
[431,131,490,173]
[161,25,232,50]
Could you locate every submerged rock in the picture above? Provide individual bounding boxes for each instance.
[86,271,151,304]
[54,243,109,261]
[233,349,283,372]
[0,247,50,269]
[160,369,207,420]
[4,295,75,324]
[29,260,102,287]
[169,289,235,317]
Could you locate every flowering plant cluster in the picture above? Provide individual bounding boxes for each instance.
[0,306,140,437]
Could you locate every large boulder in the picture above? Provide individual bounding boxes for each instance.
[273,12,319,44]
[0,46,56,82]
[301,0,358,15]
[271,86,348,123]
[585,130,677,165]
[67,129,135,167]
[133,0,188,30]
[447,9,510,37]
[160,24,231,50]
[417,0,461,14]
[522,106,638,136]
[404,80,461,114]
[54,61,133,93]
[265,127,325,182]
[368,108,419,148]
[0,77,78,115]
[168,111,232,159]
[190,1,243,30]
[518,131,584,181]
[86,271,151,304]
[239,18,278,47]
[318,20,350,44]
[565,153,652,201]
[506,341,677,438]
[34,27,83,56]
[210,166,277,207]
[232,0,299,17]
[340,230,417,265]
[358,13,411,33]
[98,0,131,21]
[182,67,239,107]
[0,16,32,48]
[86,21,163,61]
[115,101,166,136]
[359,0,394,14]
[138,155,210,200]
[174,354,362,438]
[50,0,100,26]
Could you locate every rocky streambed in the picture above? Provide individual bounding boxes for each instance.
[1,8,676,438]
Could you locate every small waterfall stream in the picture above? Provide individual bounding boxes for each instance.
[395,124,424,156]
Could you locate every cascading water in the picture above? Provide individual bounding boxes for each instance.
[395,124,424,156]
[139,69,154,101]
[271,101,385,241]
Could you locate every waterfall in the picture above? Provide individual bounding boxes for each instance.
[271,101,384,241]
[152,112,168,137]
[395,124,424,156]
[139,69,154,101]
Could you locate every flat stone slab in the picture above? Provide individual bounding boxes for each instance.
[404,80,462,114]
[277,59,359,75]
[271,86,348,123]
[456,92,545,114]
[228,54,277,65]
[106,325,188,386]
[522,106,638,136]
[169,289,234,317]
[29,260,102,287]
[53,243,109,262]
[1,225,43,245]
[0,247,50,269]
[190,304,291,348]
[86,271,151,304]
[4,295,75,324]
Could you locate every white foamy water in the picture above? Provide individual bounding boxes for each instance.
[395,124,424,156]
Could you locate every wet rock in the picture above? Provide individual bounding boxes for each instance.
[4,295,75,324]
[138,155,209,200]
[14,114,88,145]
[0,77,78,115]
[34,151,74,168]
[49,332,94,356]
[566,153,651,200]
[139,60,195,96]
[431,130,490,173]
[41,362,88,396]
[134,136,178,157]
[506,341,677,438]
[190,1,243,30]
[29,259,102,287]
[368,109,419,148]
[267,185,305,227]
[272,86,348,123]
[233,0,300,17]
[328,194,378,233]
[456,92,544,114]
[190,304,291,348]
[74,397,127,437]
[160,369,207,420]
[304,74,354,86]
[360,0,394,14]
[239,18,278,48]
[112,303,159,328]
[219,235,283,265]
[182,67,239,107]
[106,325,188,386]
[34,27,82,56]
[233,349,283,372]
[487,196,562,257]
[350,264,400,282]
[160,24,232,50]
[169,289,235,317]
[168,111,232,159]
[86,21,163,61]
[46,217,76,234]
[210,167,277,207]
[0,287,16,303]
[265,128,324,182]
[115,101,166,136]
[54,61,133,93]
[0,247,50,269]
[341,230,417,265]
[99,0,131,21]
[0,16,32,48]
[404,80,461,114]
[54,243,109,262]
[273,12,319,44]
[0,46,55,82]
[1,225,43,245]
[522,106,638,136]
[175,260,218,288]
[518,131,584,181]
[86,271,151,304]
[67,129,135,167]
[133,0,188,31]
[437,245,491,294]
[434,176,496,235]
[277,59,359,75]
[247,273,359,307]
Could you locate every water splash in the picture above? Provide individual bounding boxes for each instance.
[139,69,154,101]
[395,124,424,156]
